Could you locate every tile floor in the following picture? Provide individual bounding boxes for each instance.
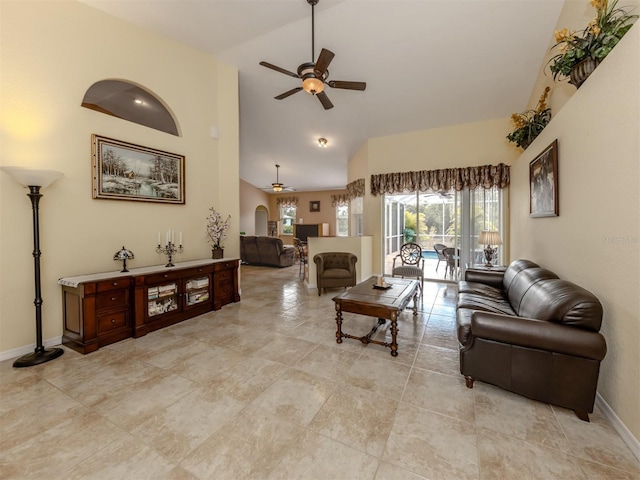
[1,264,639,479]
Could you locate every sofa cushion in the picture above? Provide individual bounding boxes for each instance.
[458,281,504,300]
[457,292,516,316]
[518,279,603,331]
[502,259,539,294]
[507,267,559,316]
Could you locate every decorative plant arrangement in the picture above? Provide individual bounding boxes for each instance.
[507,87,552,149]
[206,207,231,252]
[548,0,637,87]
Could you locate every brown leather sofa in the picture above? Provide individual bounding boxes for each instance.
[313,252,357,296]
[457,259,606,421]
[240,236,295,267]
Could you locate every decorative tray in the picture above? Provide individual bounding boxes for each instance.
[373,283,392,290]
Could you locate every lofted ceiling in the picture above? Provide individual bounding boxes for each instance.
[79,0,564,193]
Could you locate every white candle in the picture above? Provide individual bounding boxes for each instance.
[171,230,175,244]
[166,230,169,245]
[179,232,183,246]
[157,232,160,245]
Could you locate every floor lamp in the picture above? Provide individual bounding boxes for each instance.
[1,166,64,368]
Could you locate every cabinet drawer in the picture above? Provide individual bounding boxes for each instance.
[145,271,180,284]
[97,311,128,334]
[96,289,129,311]
[214,260,237,271]
[216,269,233,281]
[97,278,131,292]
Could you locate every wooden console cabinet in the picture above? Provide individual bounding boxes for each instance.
[60,259,240,354]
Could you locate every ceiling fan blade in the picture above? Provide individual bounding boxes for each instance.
[275,87,303,100]
[317,91,334,110]
[259,61,299,78]
[327,80,367,91]
[314,48,335,77]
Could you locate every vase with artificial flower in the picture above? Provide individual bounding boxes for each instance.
[548,0,637,88]
[507,87,552,149]
[206,207,231,259]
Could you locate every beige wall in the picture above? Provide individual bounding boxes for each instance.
[239,179,271,235]
[352,118,520,272]
[525,0,640,116]
[510,24,640,441]
[0,2,239,354]
[268,190,348,244]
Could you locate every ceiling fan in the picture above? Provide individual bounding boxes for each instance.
[264,164,295,193]
[259,0,366,110]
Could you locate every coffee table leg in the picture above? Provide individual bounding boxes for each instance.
[412,292,418,317]
[335,304,343,344]
[390,311,398,357]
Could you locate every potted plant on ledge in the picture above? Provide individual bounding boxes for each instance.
[548,0,637,88]
[206,207,231,259]
[507,87,552,150]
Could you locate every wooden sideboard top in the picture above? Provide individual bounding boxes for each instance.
[58,258,239,288]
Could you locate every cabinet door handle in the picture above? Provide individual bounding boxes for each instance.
[111,297,116,301]
[164,274,168,278]
[111,318,116,323]
[113,282,118,286]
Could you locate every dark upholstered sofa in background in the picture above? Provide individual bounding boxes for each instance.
[456,259,607,421]
[240,236,295,267]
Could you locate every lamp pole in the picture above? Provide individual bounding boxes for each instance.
[13,185,64,367]
[1,166,64,367]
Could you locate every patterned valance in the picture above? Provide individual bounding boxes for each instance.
[346,178,365,199]
[331,194,350,207]
[276,196,298,208]
[370,163,510,196]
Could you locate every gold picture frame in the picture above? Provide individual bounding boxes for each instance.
[92,134,185,204]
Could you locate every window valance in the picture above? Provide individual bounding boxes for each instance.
[346,178,365,199]
[370,163,510,196]
[331,194,350,207]
[276,197,298,208]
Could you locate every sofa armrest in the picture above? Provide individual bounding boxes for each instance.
[464,269,504,289]
[470,312,607,361]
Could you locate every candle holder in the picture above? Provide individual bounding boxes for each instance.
[156,241,183,267]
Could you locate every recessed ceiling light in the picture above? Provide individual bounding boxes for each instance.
[317,137,328,147]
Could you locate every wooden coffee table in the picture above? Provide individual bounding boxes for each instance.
[332,276,419,356]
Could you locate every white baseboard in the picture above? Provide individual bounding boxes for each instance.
[596,392,640,462]
[0,336,63,363]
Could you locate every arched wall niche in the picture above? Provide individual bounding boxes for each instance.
[81,79,181,136]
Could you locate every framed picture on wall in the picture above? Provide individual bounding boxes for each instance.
[529,139,558,217]
[310,201,320,212]
[92,134,185,204]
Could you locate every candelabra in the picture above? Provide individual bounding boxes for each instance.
[156,241,183,267]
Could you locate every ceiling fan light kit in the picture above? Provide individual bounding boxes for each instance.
[259,0,366,110]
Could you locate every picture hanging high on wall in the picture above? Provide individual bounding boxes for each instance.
[529,139,558,217]
[92,134,185,204]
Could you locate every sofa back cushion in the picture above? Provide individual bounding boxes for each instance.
[518,278,603,331]
[502,259,539,294]
[241,236,260,263]
[256,236,284,263]
[508,267,559,315]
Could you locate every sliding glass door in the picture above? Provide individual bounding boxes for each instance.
[383,186,504,280]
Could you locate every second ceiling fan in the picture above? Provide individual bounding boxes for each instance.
[259,0,366,110]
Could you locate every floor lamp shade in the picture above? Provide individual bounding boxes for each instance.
[1,166,64,367]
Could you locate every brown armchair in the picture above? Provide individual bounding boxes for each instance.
[313,252,357,296]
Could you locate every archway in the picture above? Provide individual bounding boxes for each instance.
[255,206,268,236]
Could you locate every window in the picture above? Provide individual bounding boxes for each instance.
[351,197,363,237]
[336,205,349,236]
[383,186,504,278]
[280,206,296,235]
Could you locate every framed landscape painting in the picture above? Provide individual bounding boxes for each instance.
[529,140,558,217]
[92,135,185,204]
